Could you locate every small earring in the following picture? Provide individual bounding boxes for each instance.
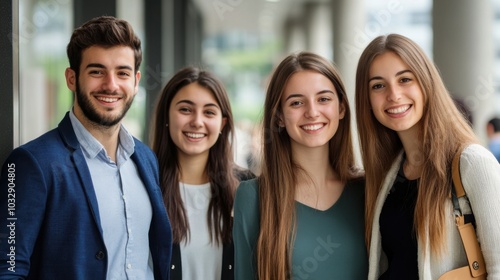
[165,124,169,127]
[219,131,222,135]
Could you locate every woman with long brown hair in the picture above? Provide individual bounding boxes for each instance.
[233,52,368,279]
[151,67,253,280]
[355,34,500,279]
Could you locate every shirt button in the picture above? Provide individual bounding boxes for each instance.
[95,250,105,260]
[171,265,175,270]
[228,264,232,270]
[127,264,132,269]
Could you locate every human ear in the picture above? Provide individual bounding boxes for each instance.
[65,68,77,91]
[134,71,141,93]
[221,117,227,132]
[276,111,285,127]
[338,102,346,120]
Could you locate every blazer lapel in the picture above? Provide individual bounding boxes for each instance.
[57,113,104,234]
[131,144,159,200]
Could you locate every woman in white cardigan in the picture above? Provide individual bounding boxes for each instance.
[355,33,500,279]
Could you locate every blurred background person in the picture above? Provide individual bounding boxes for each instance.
[486,117,500,162]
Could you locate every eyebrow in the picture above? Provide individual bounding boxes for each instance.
[368,69,412,83]
[175,99,220,108]
[284,90,335,101]
[85,63,133,71]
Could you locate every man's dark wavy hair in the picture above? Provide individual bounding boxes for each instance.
[66,16,142,77]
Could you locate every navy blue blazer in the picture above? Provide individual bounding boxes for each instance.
[0,113,172,279]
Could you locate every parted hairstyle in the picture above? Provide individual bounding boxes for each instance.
[151,67,238,246]
[355,34,477,256]
[257,52,360,280]
[66,16,142,77]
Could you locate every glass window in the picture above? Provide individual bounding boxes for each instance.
[18,0,73,144]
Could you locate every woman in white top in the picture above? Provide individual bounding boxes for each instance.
[355,33,500,279]
[151,67,252,280]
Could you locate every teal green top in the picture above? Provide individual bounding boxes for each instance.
[233,178,368,280]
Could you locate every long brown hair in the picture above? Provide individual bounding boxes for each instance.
[258,52,360,279]
[151,67,238,245]
[355,34,477,255]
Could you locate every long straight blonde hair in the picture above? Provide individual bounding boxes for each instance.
[258,52,360,279]
[355,34,477,256]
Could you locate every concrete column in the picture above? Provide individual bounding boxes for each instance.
[303,2,332,59]
[332,0,365,166]
[185,1,203,66]
[283,17,306,55]
[433,0,495,145]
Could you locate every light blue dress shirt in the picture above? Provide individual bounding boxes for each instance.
[70,110,154,280]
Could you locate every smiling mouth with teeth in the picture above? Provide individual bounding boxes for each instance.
[302,124,324,131]
[185,132,205,139]
[386,105,410,114]
[96,96,119,103]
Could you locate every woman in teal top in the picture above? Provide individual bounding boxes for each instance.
[233,52,368,280]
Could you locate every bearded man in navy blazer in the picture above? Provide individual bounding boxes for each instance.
[0,16,172,279]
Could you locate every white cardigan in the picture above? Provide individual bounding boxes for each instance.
[368,144,500,280]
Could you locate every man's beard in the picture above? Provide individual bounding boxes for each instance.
[75,81,134,127]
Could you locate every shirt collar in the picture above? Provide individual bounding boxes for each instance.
[69,109,135,164]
